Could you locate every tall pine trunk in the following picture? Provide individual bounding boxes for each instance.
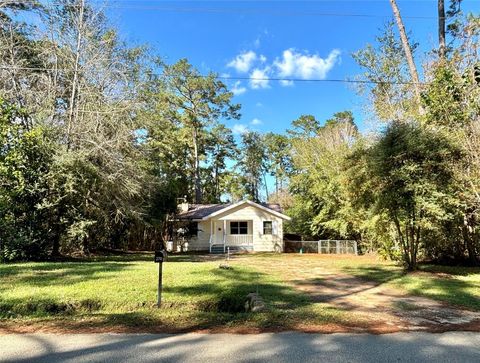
[263,172,269,201]
[192,127,202,203]
[438,0,446,58]
[67,0,85,150]
[463,213,480,265]
[388,0,422,105]
[214,163,219,202]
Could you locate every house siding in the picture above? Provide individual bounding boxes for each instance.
[184,203,287,252]
[215,205,285,252]
[187,221,211,251]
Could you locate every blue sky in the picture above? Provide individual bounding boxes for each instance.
[106,0,478,136]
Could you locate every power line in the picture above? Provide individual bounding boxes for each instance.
[217,75,421,86]
[0,65,423,85]
[12,0,443,20]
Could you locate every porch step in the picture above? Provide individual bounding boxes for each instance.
[210,245,254,254]
[210,244,225,254]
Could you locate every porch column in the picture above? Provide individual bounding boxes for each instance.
[210,219,213,253]
[223,220,226,253]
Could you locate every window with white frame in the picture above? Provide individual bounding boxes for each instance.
[230,221,248,235]
[263,221,273,235]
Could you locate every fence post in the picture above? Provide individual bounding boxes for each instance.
[354,241,358,255]
[317,240,320,254]
[336,240,340,254]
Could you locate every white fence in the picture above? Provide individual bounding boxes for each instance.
[285,240,358,255]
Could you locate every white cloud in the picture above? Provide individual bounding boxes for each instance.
[274,48,341,83]
[227,48,340,90]
[254,37,261,48]
[250,67,270,89]
[251,118,262,125]
[280,79,294,87]
[232,123,249,135]
[231,81,247,96]
[227,51,257,73]
[256,102,263,107]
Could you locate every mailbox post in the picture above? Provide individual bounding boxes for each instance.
[154,249,166,307]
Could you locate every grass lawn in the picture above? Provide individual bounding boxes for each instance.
[1,253,479,333]
[0,253,352,333]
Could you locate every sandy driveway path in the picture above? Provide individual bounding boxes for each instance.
[233,254,480,332]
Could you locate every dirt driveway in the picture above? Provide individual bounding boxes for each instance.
[232,254,480,332]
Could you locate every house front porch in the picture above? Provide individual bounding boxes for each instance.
[208,219,254,253]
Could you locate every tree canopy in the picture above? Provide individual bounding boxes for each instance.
[1,0,479,270]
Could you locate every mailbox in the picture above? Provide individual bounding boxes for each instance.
[154,250,166,263]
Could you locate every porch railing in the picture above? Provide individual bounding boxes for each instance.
[225,234,253,246]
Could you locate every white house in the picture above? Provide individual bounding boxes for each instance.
[173,200,291,253]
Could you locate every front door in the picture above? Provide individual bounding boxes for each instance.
[214,221,224,245]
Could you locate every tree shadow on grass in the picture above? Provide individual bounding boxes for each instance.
[341,265,406,283]
[166,253,225,263]
[0,296,104,319]
[401,275,480,311]
[1,260,317,330]
[1,262,133,287]
[111,267,317,331]
[2,254,391,332]
[88,251,231,263]
[1,266,318,332]
[163,267,310,311]
[289,266,406,306]
[418,263,480,276]
[0,253,231,271]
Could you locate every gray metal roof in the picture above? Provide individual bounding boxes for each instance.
[176,202,283,220]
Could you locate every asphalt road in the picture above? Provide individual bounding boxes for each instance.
[1,332,480,363]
